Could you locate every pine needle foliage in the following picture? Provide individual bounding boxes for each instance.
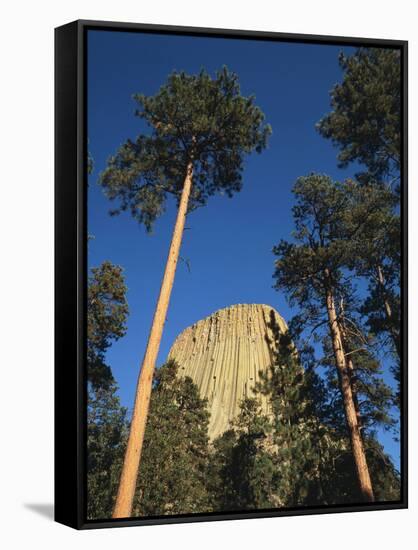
[87,261,129,390]
[99,67,271,231]
[133,360,212,516]
[317,47,401,182]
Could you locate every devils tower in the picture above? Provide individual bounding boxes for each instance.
[168,304,288,440]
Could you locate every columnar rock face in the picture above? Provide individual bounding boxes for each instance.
[168,304,288,441]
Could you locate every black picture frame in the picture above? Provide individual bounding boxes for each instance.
[55,19,408,530]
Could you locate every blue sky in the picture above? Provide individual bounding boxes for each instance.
[87,29,400,469]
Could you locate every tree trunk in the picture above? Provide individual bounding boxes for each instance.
[324,273,374,502]
[340,322,362,429]
[376,264,401,358]
[112,160,194,518]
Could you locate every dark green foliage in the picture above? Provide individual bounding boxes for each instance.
[317,48,401,182]
[272,174,379,333]
[272,172,394,368]
[208,399,279,511]
[362,282,400,354]
[209,328,400,509]
[317,46,402,402]
[209,323,336,510]
[272,173,396,494]
[345,183,401,402]
[307,354,400,504]
[318,44,401,362]
[274,175,391,430]
[133,360,212,516]
[87,261,129,389]
[255,325,324,507]
[265,329,399,505]
[323,342,394,434]
[86,259,129,519]
[87,382,128,520]
[100,67,271,231]
[84,52,402,515]
[343,186,400,342]
[309,438,400,505]
[364,437,401,502]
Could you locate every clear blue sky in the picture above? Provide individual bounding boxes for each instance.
[87,29,400,469]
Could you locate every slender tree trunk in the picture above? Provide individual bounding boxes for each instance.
[346,354,362,428]
[324,273,374,502]
[340,322,362,429]
[113,160,194,518]
[376,264,401,358]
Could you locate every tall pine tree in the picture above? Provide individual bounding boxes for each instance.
[272,173,397,502]
[317,47,401,399]
[317,47,401,184]
[100,67,271,517]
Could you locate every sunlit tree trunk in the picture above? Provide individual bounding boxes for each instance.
[324,271,374,503]
[340,322,362,429]
[113,160,194,518]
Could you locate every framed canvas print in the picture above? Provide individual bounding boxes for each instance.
[55,20,408,529]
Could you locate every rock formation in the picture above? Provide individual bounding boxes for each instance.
[168,304,288,441]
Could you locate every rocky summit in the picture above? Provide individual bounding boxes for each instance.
[168,304,288,441]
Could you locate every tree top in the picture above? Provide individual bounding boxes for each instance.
[99,66,271,231]
[316,48,401,182]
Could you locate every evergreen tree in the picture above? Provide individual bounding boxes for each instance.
[209,323,336,511]
[87,383,128,520]
[363,437,400,502]
[342,180,401,404]
[198,310,399,511]
[100,67,271,517]
[87,260,129,518]
[251,317,396,507]
[255,322,324,507]
[309,351,400,504]
[271,173,395,502]
[317,47,402,394]
[291,330,400,505]
[208,398,278,511]
[133,360,211,516]
[317,47,401,183]
[87,261,129,390]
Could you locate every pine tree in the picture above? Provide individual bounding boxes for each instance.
[208,398,278,511]
[254,322,324,507]
[86,260,129,518]
[207,317,399,509]
[287,329,400,505]
[272,173,391,502]
[317,47,401,183]
[100,67,271,517]
[317,47,402,397]
[87,261,129,390]
[310,352,400,504]
[133,360,211,516]
[208,322,333,511]
[87,383,128,519]
[341,179,401,406]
